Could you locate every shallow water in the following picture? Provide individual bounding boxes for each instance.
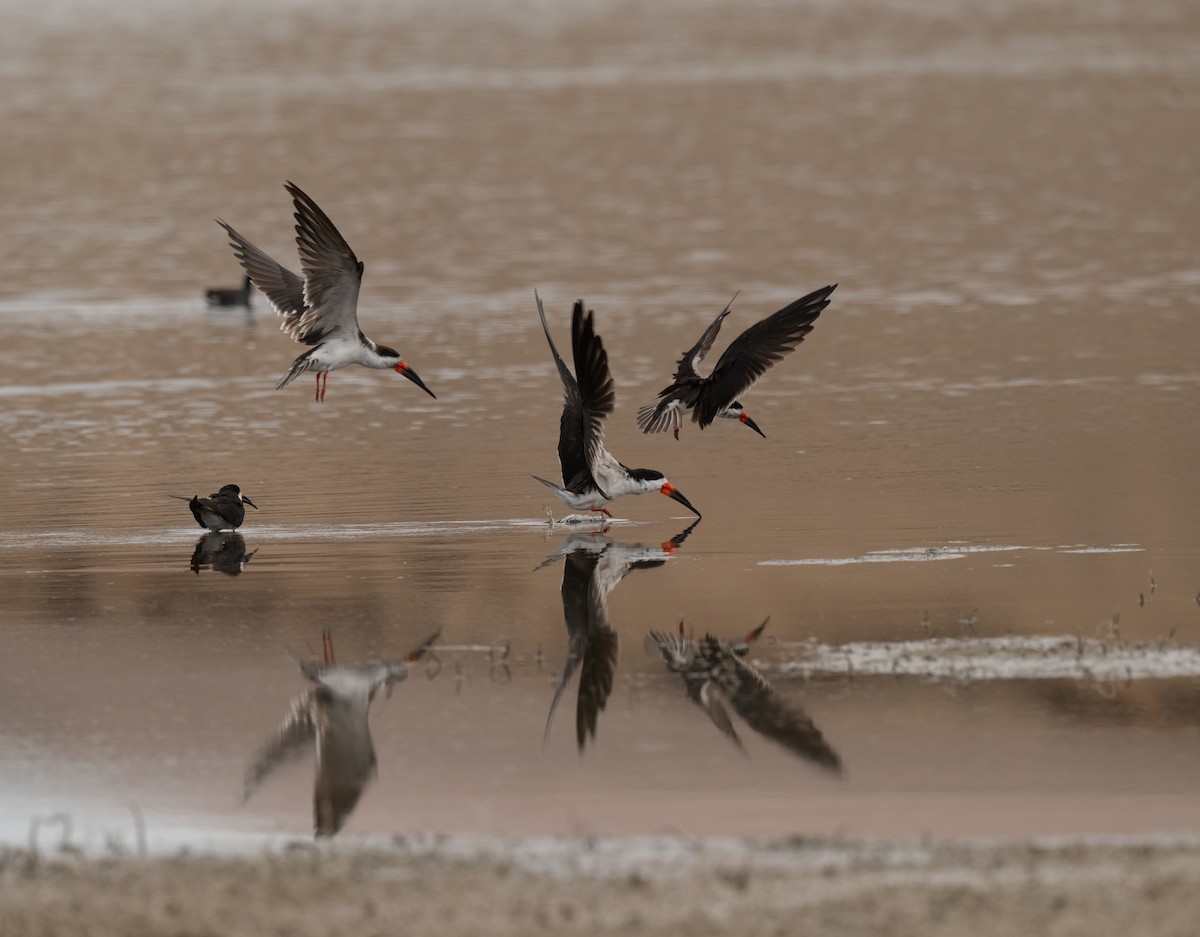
[1,0,1199,850]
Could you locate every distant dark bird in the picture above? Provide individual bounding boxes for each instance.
[636,284,836,439]
[645,619,842,774]
[205,274,253,307]
[541,521,698,752]
[243,628,440,838]
[216,182,436,403]
[532,293,702,520]
[173,483,257,532]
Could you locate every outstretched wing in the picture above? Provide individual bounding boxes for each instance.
[636,292,738,434]
[216,220,312,343]
[285,181,365,344]
[536,292,590,492]
[693,284,836,428]
[569,301,626,495]
[243,690,319,801]
[673,291,740,382]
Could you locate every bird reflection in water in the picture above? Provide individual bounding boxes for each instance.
[189,532,257,576]
[540,520,699,752]
[645,619,842,774]
[243,628,441,838]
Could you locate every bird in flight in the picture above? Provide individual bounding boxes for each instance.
[216,182,436,403]
[636,284,836,439]
[532,293,702,520]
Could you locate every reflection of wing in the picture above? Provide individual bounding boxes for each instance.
[576,595,619,749]
[544,544,619,752]
[693,679,744,751]
[647,625,841,773]
[645,630,744,752]
[243,689,319,800]
[703,637,842,774]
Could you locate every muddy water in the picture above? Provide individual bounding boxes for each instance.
[1,0,1199,848]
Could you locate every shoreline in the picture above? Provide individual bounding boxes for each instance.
[5,834,1200,936]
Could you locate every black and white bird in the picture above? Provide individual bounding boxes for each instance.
[216,182,436,403]
[175,483,257,532]
[636,284,836,439]
[243,628,440,838]
[204,274,253,307]
[532,293,702,520]
[645,619,842,773]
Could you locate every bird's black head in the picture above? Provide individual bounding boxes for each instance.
[626,468,665,484]
[219,483,257,510]
[375,343,401,361]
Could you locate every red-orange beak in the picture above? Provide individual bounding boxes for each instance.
[660,482,702,519]
[738,411,765,438]
[395,361,437,399]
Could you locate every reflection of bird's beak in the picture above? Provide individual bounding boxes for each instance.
[242,495,259,510]
[396,362,437,399]
[739,412,766,438]
[660,482,702,519]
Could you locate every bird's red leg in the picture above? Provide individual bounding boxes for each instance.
[673,427,680,441]
[322,630,336,664]
[589,506,613,518]
[314,373,321,402]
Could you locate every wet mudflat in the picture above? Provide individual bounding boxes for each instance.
[1,0,1198,886]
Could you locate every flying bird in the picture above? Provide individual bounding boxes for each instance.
[636,284,836,439]
[173,483,257,532]
[216,182,436,403]
[532,293,702,520]
[204,274,253,307]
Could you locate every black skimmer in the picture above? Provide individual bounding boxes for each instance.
[532,293,702,520]
[189,531,257,576]
[645,619,842,773]
[204,274,253,307]
[541,521,698,752]
[216,182,436,403]
[636,284,836,439]
[243,628,441,838]
[173,483,257,532]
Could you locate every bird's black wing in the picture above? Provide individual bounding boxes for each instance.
[692,284,836,428]
[672,291,740,382]
[537,292,593,492]
[570,301,617,484]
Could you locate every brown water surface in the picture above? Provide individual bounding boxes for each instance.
[1,0,1198,849]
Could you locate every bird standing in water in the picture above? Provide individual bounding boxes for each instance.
[174,483,257,532]
[532,293,702,520]
[636,284,836,439]
[216,182,436,403]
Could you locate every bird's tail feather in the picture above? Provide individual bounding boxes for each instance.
[635,403,682,435]
[276,354,312,390]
